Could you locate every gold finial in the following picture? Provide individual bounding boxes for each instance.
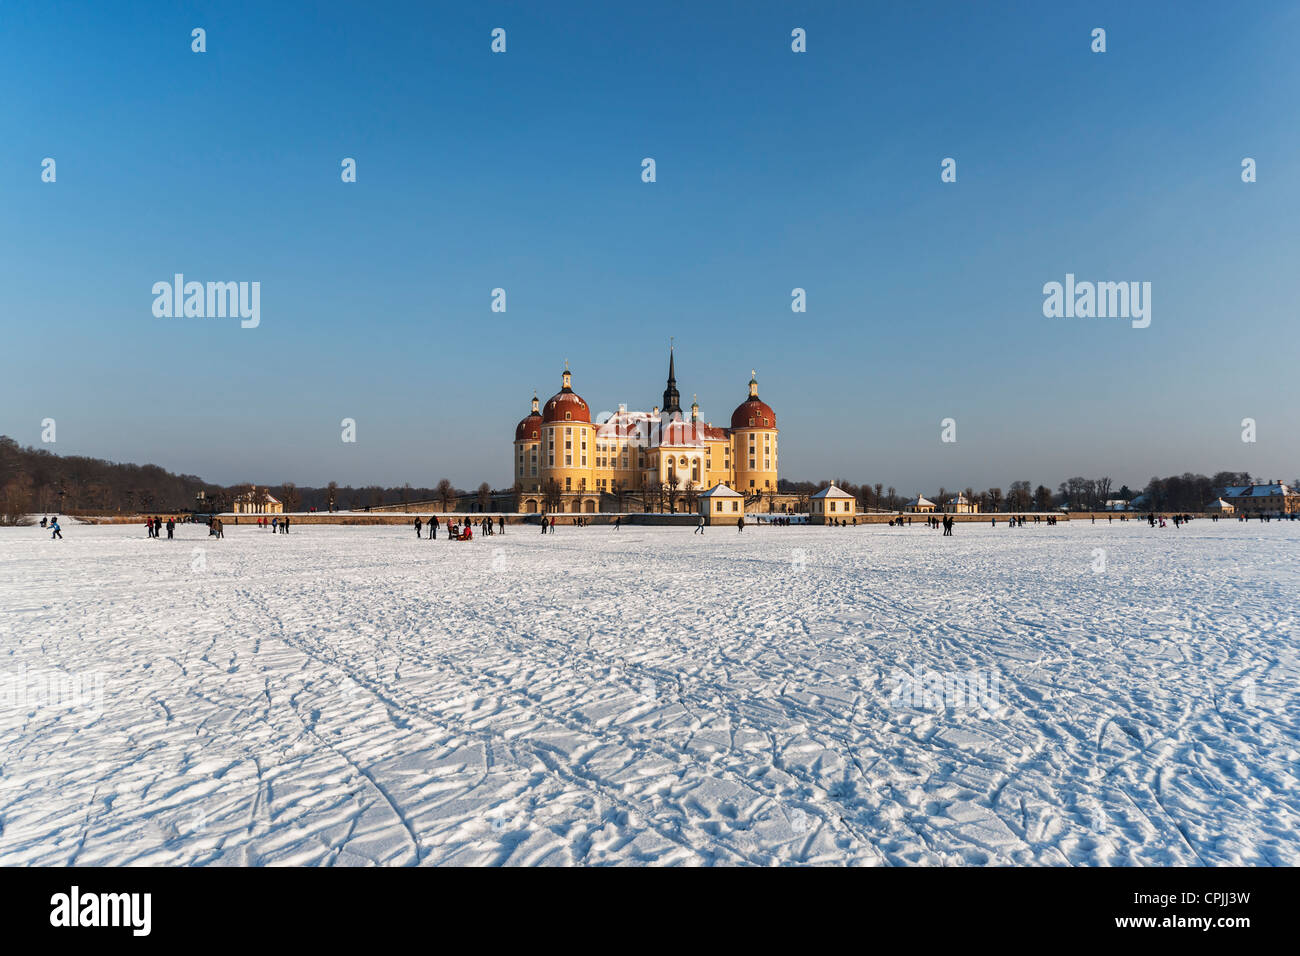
[564,358,569,371]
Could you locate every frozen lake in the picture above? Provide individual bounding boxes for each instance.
[1,519,1297,865]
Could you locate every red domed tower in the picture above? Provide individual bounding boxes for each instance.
[730,370,778,495]
[514,392,542,494]
[537,363,596,514]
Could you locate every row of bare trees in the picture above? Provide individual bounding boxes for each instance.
[3,434,1277,520]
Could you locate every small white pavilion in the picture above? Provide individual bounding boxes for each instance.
[699,483,744,525]
[810,484,857,524]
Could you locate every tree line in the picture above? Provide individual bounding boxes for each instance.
[0,437,506,522]
[0,434,1282,523]
[778,471,1266,514]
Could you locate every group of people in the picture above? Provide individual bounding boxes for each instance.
[1147,513,1194,528]
[416,515,505,539]
[255,515,290,533]
[144,515,175,538]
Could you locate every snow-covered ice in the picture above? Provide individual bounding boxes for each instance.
[1,519,1297,866]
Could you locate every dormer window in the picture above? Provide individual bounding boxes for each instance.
[565,412,572,420]
[749,418,755,426]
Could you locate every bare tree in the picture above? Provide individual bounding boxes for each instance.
[477,482,492,512]
[647,479,664,513]
[1034,485,1053,512]
[279,482,302,513]
[683,480,699,512]
[665,472,680,512]
[436,478,455,511]
[0,476,34,525]
[542,478,563,514]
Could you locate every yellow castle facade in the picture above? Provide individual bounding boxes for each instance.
[514,349,778,514]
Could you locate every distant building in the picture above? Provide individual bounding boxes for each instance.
[810,484,856,523]
[943,492,978,514]
[1103,499,1132,511]
[1221,481,1299,516]
[903,493,936,514]
[232,487,283,514]
[514,349,778,514]
[1205,497,1235,515]
[699,483,744,525]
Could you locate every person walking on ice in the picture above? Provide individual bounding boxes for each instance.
[50,517,62,540]
[695,515,705,534]
[738,515,745,532]
[414,516,422,539]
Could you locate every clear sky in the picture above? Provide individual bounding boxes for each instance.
[3,1,1297,492]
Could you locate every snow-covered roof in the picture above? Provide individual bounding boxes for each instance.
[699,483,742,498]
[236,489,280,504]
[1223,483,1292,498]
[1206,498,1234,509]
[946,493,969,504]
[811,484,854,499]
[904,494,935,507]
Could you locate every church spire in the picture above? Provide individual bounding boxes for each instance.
[662,340,682,416]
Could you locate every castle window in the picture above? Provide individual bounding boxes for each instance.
[565,412,572,420]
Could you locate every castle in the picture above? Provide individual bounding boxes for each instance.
[514,349,778,514]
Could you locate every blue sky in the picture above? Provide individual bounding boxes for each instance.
[3,1,1297,491]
